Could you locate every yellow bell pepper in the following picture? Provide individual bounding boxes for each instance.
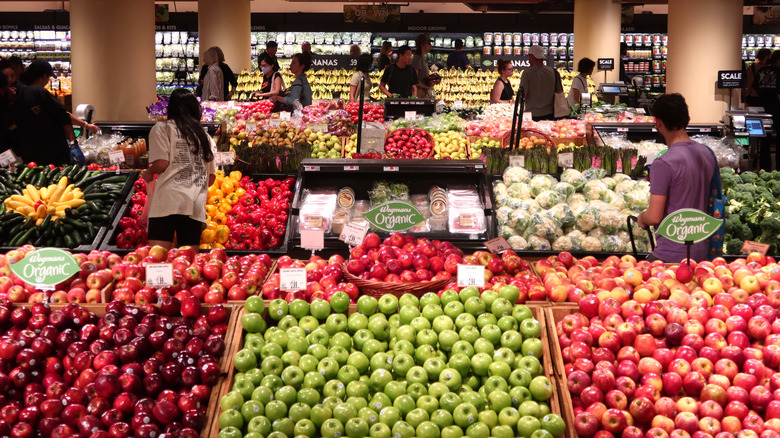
[215,170,225,178]
[225,192,239,205]
[205,221,218,231]
[213,242,225,249]
[216,225,230,244]
[205,205,218,218]
[218,202,233,213]
[221,181,235,195]
[229,171,242,181]
[201,228,216,244]
[235,187,246,198]
[199,243,214,250]
[213,212,227,226]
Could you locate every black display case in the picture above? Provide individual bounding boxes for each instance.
[288,159,495,257]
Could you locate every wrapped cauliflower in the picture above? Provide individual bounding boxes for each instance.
[582,180,609,201]
[560,168,587,190]
[528,235,552,251]
[507,183,533,200]
[553,182,575,201]
[580,236,603,252]
[568,194,588,216]
[614,179,636,193]
[506,197,524,209]
[499,225,516,239]
[526,213,560,241]
[631,223,649,242]
[610,194,626,209]
[503,166,532,185]
[520,199,543,214]
[624,189,650,211]
[583,167,607,180]
[508,235,529,251]
[552,236,575,252]
[494,191,508,207]
[588,228,606,239]
[601,177,617,190]
[597,208,625,234]
[574,207,598,232]
[548,203,575,227]
[601,189,617,204]
[496,206,513,225]
[613,173,632,184]
[600,235,625,253]
[535,190,561,209]
[566,230,586,248]
[529,174,556,197]
[634,240,648,253]
[617,231,631,244]
[507,209,531,233]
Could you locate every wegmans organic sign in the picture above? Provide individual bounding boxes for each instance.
[10,248,80,290]
[362,201,424,232]
[655,209,723,244]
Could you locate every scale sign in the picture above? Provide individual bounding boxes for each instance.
[9,248,80,291]
[509,156,525,167]
[280,268,307,291]
[741,240,770,256]
[718,70,743,89]
[655,209,723,244]
[360,122,386,155]
[457,264,485,288]
[598,58,614,71]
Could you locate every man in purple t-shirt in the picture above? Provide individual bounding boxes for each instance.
[637,93,716,262]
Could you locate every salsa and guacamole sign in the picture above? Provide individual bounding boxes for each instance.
[10,248,80,290]
[363,201,424,232]
[655,209,723,244]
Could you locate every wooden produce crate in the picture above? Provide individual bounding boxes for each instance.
[545,306,581,438]
[535,306,564,421]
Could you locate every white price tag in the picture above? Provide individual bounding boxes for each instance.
[246,122,257,132]
[453,101,464,109]
[457,264,485,288]
[310,123,328,132]
[280,268,307,291]
[344,165,359,171]
[699,128,712,133]
[280,112,291,121]
[558,152,574,168]
[404,111,418,121]
[522,112,533,122]
[509,155,525,167]
[485,237,512,254]
[216,151,235,166]
[145,263,173,287]
[269,119,281,128]
[617,127,629,132]
[301,229,324,250]
[636,108,646,114]
[108,150,126,164]
[383,166,399,172]
[339,222,369,246]
[0,150,18,167]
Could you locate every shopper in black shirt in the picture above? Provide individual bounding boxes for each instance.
[379,45,417,98]
[261,41,280,73]
[9,83,74,165]
[446,39,471,70]
[378,41,393,70]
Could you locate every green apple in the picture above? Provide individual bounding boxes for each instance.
[466,422,490,438]
[431,409,454,428]
[346,417,370,438]
[438,330,459,352]
[218,426,242,438]
[432,315,454,333]
[512,304,533,323]
[359,407,379,427]
[303,370,326,390]
[531,429,555,438]
[219,409,243,430]
[287,337,309,356]
[233,377,255,400]
[480,325,502,346]
[268,331,289,349]
[308,327,330,347]
[369,423,392,438]
[510,386,533,406]
[455,313,477,331]
[272,417,294,436]
[539,403,551,417]
[453,403,478,428]
[518,356,542,377]
[295,418,317,437]
[346,380,369,400]
[517,415,542,438]
[261,374,282,392]
[368,314,389,341]
[264,399,288,422]
[441,425,465,438]
[347,396,368,413]
[498,284,520,304]
[419,292,440,308]
[384,380,407,401]
[321,418,345,438]
[299,315,320,334]
[244,368,265,386]
[492,425,515,438]
[394,394,416,417]
[529,376,553,401]
[287,326,306,339]
[278,315,298,331]
[288,402,311,422]
[509,368,533,388]
[439,368,462,392]
[421,306,444,322]
[330,332,353,350]
[353,329,375,351]
[251,385,274,404]
[323,379,346,399]
[451,341,474,361]
[497,315,518,332]
[463,296,486,317]
[317,357,339,379]
[490,297,512,318]
[488,361,511,379]
[520,319,542,339]
[478,410,498,430]
[369,352,392,372]
[357,295,378,316]
[337,364,360,384]
[483,376,509,395]
[473,338,495,355]
[498,406,521,426]
[334,403,358,424]
[347,313,368,334]
[289,299,310,320]
[407,382,428,401]
[392,352,415,377]
[310,298,331,320]
[247,415,272,435]
[415,344,437,365]
[220,391,245,411]
[488,390,512,413]
[476,313,497,330]
[439,289,459,305]
[245,295,266,314]
[370,393,392,412]
[328,346,349,366]
[399,305,420,325]
[325,313,348,336]
[393,421,416,438]
[458,287,479,303]
[439,392,462,413]
[261,341,283,360]
[540,414,565,438]
[470,353,492,376]
[362,339,387,358]
[395,325,416,343]
[406,365,429,385]
[268,299,288,321]
[346,351,369,374]
[493,347,516,366]
[281,365,304,388]
[480,289,498,309]
[428,382,449,399]
[323,396,341,410]
[423,357,446,380]
[417,394,440,416]
[518,400,541,418]
[308,343,328,360]
[443,301,465,321]
[378,294,398,315]
[369,368,393,392]
[417,421,441,438]
[379,406,402,425]
[460,392,486,411]
[417,328,438,346]
[242,312,265,333]
[297,387,320,406]
[234,348,258,373]
[330,291,350,313]
[310,405,333,428]
[522,338,543,358]
[406,407,430,428]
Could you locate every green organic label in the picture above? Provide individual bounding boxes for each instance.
[362,201,425,232]
[655,208,723,244]
[10,248,80,290]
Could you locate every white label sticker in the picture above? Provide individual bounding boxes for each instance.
[301,229,325,250]
[457,264,485,288]
[303,165,320,172]
[636,108,646,114]
[404,111,417,121]
[522,112,533,122]
[108,150,125,164]
[0,150,18,167]
[280,268,307,291]
[509,156,525,167]
[558,152,574,168]
[344,165,359,171]
[383,166,399,172]
[280,112,291,121]
[339,222,369,246]
[617,127,629,132]
[485,237,512,254]
[145,263,173,287]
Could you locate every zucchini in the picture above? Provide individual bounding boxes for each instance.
[70,230,83,247]
[90,214,110,224]
[40,214,52,229]
[62,234,73,248]
[83,193,110,201]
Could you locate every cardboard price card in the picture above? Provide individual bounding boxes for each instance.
[300,229,325,251]
[558,152,574,168]
[279,268,307,291]
[0,150,18,167]
[741,240,770,256]
[509,156,525,167]
[108,150,126,164]
[145,263,174,287]
[484,237,512,254]
[457,264,485,288]
[339,222,369,246]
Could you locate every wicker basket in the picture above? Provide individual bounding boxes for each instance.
[384,127,435,159]
[501,128,556,150]
[341,263,450,298]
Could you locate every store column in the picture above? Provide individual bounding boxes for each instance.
[198,0,251,74]
[70,0,156,122]
[573,0,621,85]
[667,0,742,123]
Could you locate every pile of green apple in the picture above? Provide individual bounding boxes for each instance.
[216,287,566,438]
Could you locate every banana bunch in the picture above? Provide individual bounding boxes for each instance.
[4,176,85,225]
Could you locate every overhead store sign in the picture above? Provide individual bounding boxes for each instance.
[717,70,743,89]
[344,5,401,24]
[311,55,358,70]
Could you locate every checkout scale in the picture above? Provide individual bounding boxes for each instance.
[722,110,773,172]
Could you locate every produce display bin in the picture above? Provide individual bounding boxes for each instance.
[383,98,436,121]
[288,158,496,256]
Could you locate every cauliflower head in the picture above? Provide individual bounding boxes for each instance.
[503,166,532,185]
[529,175,556,197]
[508,235,529,250]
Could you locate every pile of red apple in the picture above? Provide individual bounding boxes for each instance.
[345,102,384,123]
[0,299,230,438]
[384,128,434,159]
[261,254,358,304]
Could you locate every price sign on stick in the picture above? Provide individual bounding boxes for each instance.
[404,111,418,121]
[509,156,525,167]
[146,263,173,287]
[741,240,770,256]
[339,222,369,246]
[558,152,574,168]
[457,264,485,288]
[301,229,325,251]
[280,268,307,291]
[280,112,291,121]
[485,237,512,254]
[108,150,125,164]
[269,119,281,128]
[216,152,235,166]
[0,150,18,167]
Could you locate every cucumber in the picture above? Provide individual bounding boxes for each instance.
[70,230,83,247]
[90,214,110,224]
[62,234,73,248]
